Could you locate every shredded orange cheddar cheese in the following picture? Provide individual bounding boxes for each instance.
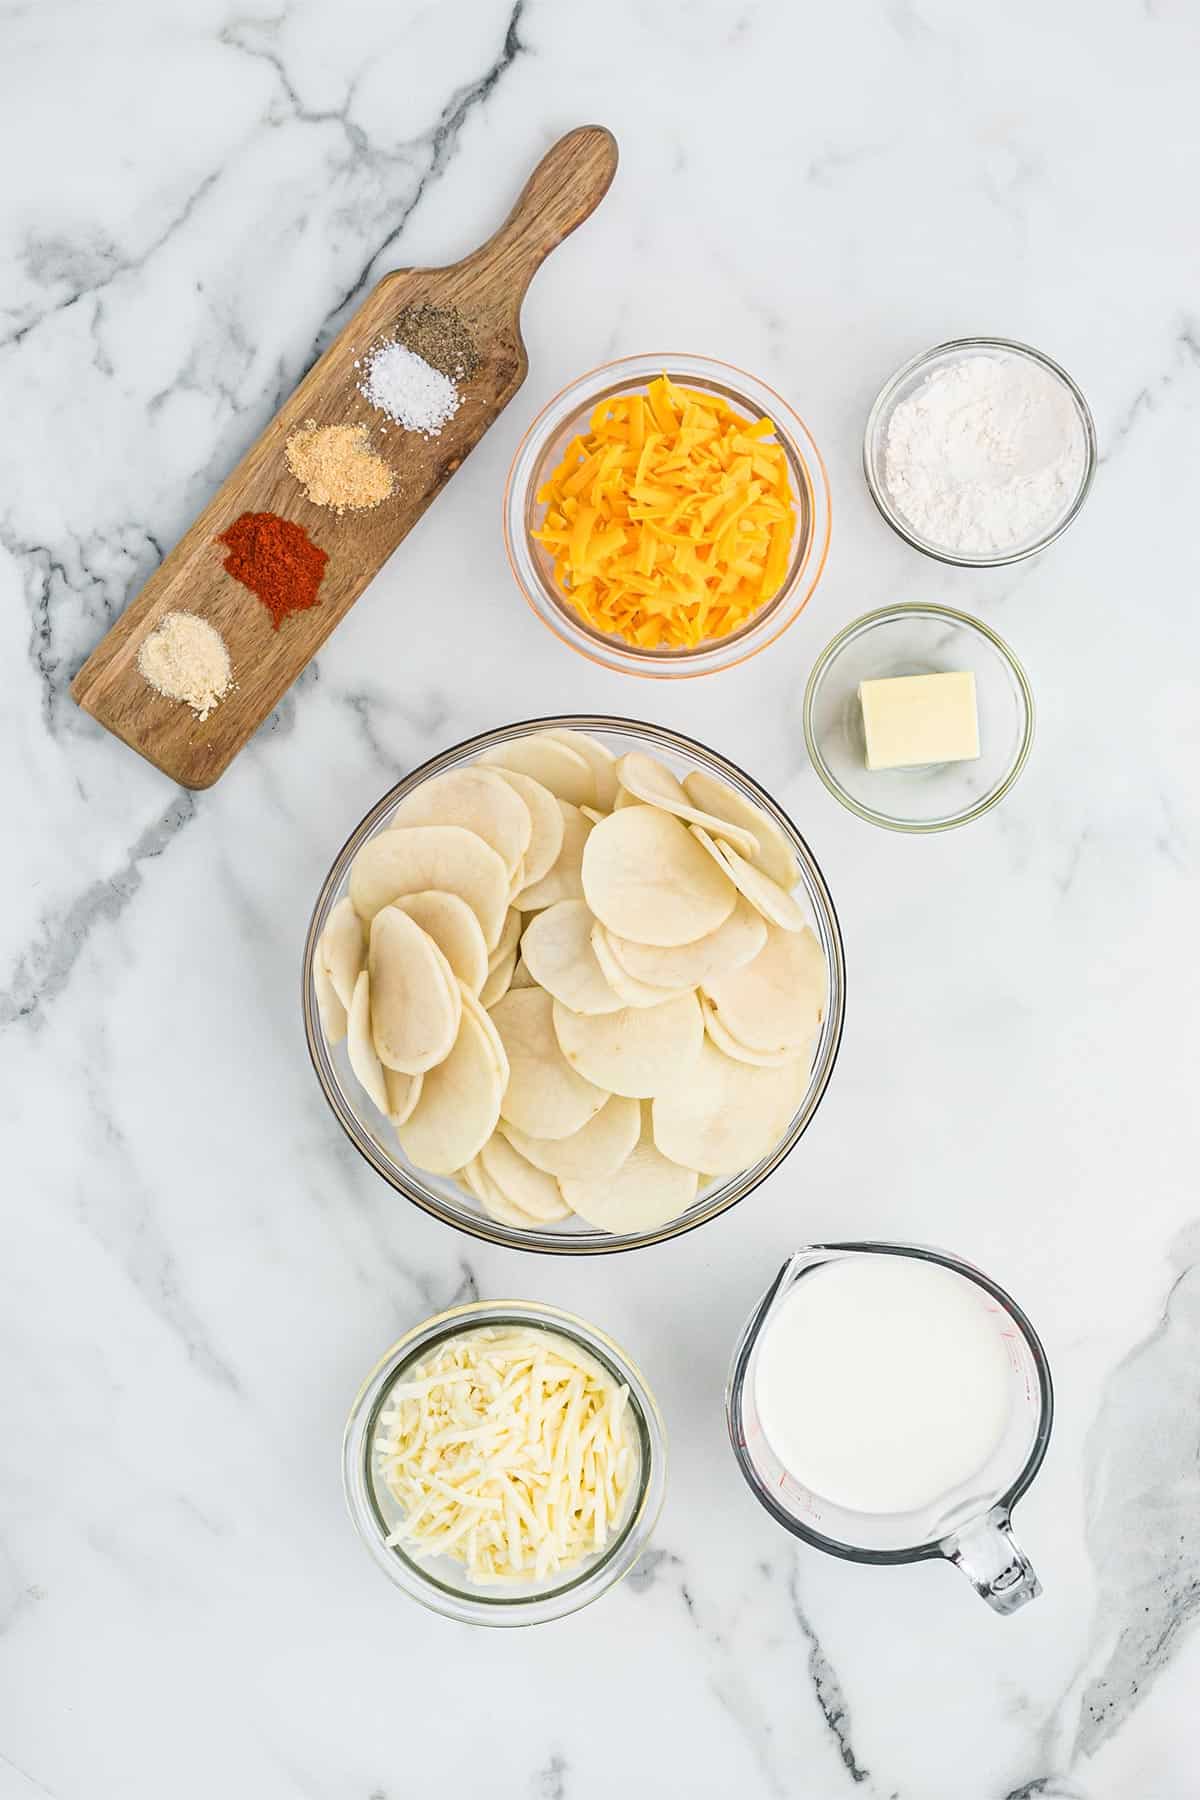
[533,375,797,650]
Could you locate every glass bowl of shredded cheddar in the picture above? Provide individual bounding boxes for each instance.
[343,1299,667,1625]
[504,355,831,677]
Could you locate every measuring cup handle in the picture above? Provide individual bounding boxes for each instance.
[943,1507,1042,1615]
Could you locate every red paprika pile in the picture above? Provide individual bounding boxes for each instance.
[217,512,328,628]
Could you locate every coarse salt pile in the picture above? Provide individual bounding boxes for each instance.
[359,340,461,437]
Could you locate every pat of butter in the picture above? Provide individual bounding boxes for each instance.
[859,671,979,771]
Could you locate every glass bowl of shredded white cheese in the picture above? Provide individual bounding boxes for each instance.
[342,1301,667,1625]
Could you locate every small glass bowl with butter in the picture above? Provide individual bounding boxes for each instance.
[343,1300,667,1626]
[803,604,1034,832]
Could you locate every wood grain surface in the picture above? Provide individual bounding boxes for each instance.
[71,125,619,789]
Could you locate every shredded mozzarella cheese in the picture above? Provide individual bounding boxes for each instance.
[374,1327,637,1583]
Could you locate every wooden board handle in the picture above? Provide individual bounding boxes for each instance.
[461,125,619,305]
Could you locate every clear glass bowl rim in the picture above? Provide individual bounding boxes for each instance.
[342,1298,668,1626]
[725,1240,1054,1564]
[303,714,847,1252]
[502,352,833,677]
[862,335,1097,568]
[802,604,1035,833]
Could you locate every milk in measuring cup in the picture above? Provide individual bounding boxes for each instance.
[753,1254,1012,1514]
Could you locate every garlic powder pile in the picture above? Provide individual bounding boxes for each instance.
[136,611,232,721]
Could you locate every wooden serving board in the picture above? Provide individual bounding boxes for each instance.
[72,125,619,789]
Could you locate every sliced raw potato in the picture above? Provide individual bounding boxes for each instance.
[313,958,347,1044]
[493,906,522,964]
[490,988,609,1140]
[581,805,608,826]
[590,924,688,1009]
[395,986,506,1172]
[391,767,531,877]
[561,1110,698,1233]
[478,733,594,808]
[479,1133,572,1221]
[521,901,623,1015]
[349,825,508,948]
[614,752,758,859]
[479,950,516,1008]
[547,728,618,810]
[510,956,536,990]
[384,1065,424,1126]
[552,992,703,1099]
[606,894,766,991]
[319,896,365,1010]
[612,786,638,809]
[506,860,526,902]
[512,800,591,910]
[582,806,736,947]
[690,827,807,933]
[462,1155,542,1229]
[347,969,388,1114]
[701,994,810,1067]
[459,984,509,1081]
[500,1094,641,1182]
[652,1038,809,1173]
[392,890,488,995]
[369,907,461,1074]
[682,770,801,891]
[488,770,563,887]
[702,924,825,1054]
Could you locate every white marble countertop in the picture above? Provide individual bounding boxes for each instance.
[3,2,1199,1795]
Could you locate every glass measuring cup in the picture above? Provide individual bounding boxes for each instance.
[726,1243,1053,1614]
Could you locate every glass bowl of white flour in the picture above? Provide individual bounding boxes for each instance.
[863,337,1095,566]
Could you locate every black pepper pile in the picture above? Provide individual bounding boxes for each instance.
[395,304,479,381]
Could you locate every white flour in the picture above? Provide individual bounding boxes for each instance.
[883,352,1086,556]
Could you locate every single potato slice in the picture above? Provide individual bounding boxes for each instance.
[552,992,703,1098]
[459,984,509,1082]
[479,950,516,1008]
[590,923,688,1009]
[462,1155,542,1229]
[500,1094,641,1182]
[396,986,506,1173]
[349,824,509,948]
[369,906,461,1074]
[490,988,609,1140]
[391,767,532,877]
[652,1038,809,1173]
[319,896,366,1010]
[701,994,811,1067]
[521,900,623,1015]
[690,827,807,933]
[682,769,801,891]
[582,806,736,947]
[510,956,536,989]
[512,800,591,910]
[606,894,766,991]
[614,752,759,858]
[493,906,522,964]
[560,1109,698,1233]
[347,968,389,1113]
[478,733,595,808]
[479,1132,572,1221]
[384,1065,424,1126]
[702,923,825,1054]
[392,890,489,995]
[487,769,564,887]
[313,957,347,1044]
[547,728,618,810]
